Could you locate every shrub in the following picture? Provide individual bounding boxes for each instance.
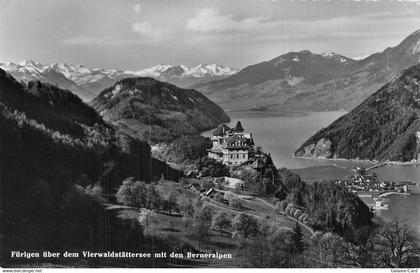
[213,192,225,203]
[289,207,297,216]
[294,209,303,219]
[285,203,294,214]
[298,214,306,222]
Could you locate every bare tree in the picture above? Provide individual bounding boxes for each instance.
[138,208,158,229]
[374,219,420,268]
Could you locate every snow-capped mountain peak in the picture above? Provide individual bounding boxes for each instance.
[0,60,239,101]
[132,63,238,78]
[320,52,353,63]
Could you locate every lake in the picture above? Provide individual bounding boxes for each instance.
[225,110,420,235]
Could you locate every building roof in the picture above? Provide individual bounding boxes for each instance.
[223,134,251,149]
[208,148,223,155]
[204,188,214,196]
[233,121,244,132]
[224,177,244,188]
[211,124,232,136]
[251,158,264,169]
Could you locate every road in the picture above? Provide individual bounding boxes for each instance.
[201,190,315,236]
[255,197,315,236]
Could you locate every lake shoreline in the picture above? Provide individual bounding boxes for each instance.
[379,192,411,197]
[292,154,420,168]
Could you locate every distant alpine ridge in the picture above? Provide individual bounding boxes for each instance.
[193,29,420,111]
[0,61,238,102]
[294,64,420,162]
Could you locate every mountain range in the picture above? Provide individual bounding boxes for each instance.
[0,61,238,102]
[294,64,420,162]
[5,29,420,112]
[192,29,420,111]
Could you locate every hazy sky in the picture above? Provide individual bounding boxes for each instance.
[1,0,420,70]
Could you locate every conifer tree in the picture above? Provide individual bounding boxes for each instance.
[291,222,305,254]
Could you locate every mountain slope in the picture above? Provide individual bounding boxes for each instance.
[194,29,420,111]
[0,68,180,189]
[0,68,183,266]
[91,77,230,144]
[294,64,420,162]
[191,50,356,109]
[285,29,420,110]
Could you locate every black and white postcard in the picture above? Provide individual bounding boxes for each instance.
[1,0,420,270]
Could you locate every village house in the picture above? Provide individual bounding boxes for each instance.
[207,121,255,166]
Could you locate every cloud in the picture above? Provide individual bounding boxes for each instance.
[131,22,152,35]
[62,21,173,46]
[186,8,269,34]
[62,35,115,45]
[131,21,172,41]
[134,4,141,14]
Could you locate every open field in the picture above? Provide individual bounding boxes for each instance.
[105,178,315,266]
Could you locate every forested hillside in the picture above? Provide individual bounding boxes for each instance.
[294,64,420,162]
[0,69,181,267]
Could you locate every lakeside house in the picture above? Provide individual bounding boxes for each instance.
[357,191,389,210]
[207,121,256,165]
[223,176,245,189]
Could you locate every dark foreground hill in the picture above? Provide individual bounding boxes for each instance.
[294,64,420,162]
[0,69,181,266]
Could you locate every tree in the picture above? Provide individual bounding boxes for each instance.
[84,183,105,202]
[193,221,209,249]
[130,181,148,208]
[374,220,420,268]
[180,198,194,217]
[293,209,303,219]
[179,177,189,187]
[116,177,136,206]
[146,184,161,210]
[225,192,241,209]
[290,222,305,254]
[274,184,288,201]
[192,205,213,249]
[115,178,149,208]
[163,190,179,215]
[213,192,225,203]
[194,205,213,228]
[298,214,306,222]
[212,211,232,234]
[202,178,215,191]
[287,188,304,207]
[339,226,375,267]
[197,157,230,177]
[275,200,288,213]
[233,213,259,238]
[138,208,158,229]
[159,173,166,183]
[239,229,294,267]
[239,235,287,267]
[235,183,242,194]
[312,232,346,267]
[179,198,195,227]
[284,203,294,214]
